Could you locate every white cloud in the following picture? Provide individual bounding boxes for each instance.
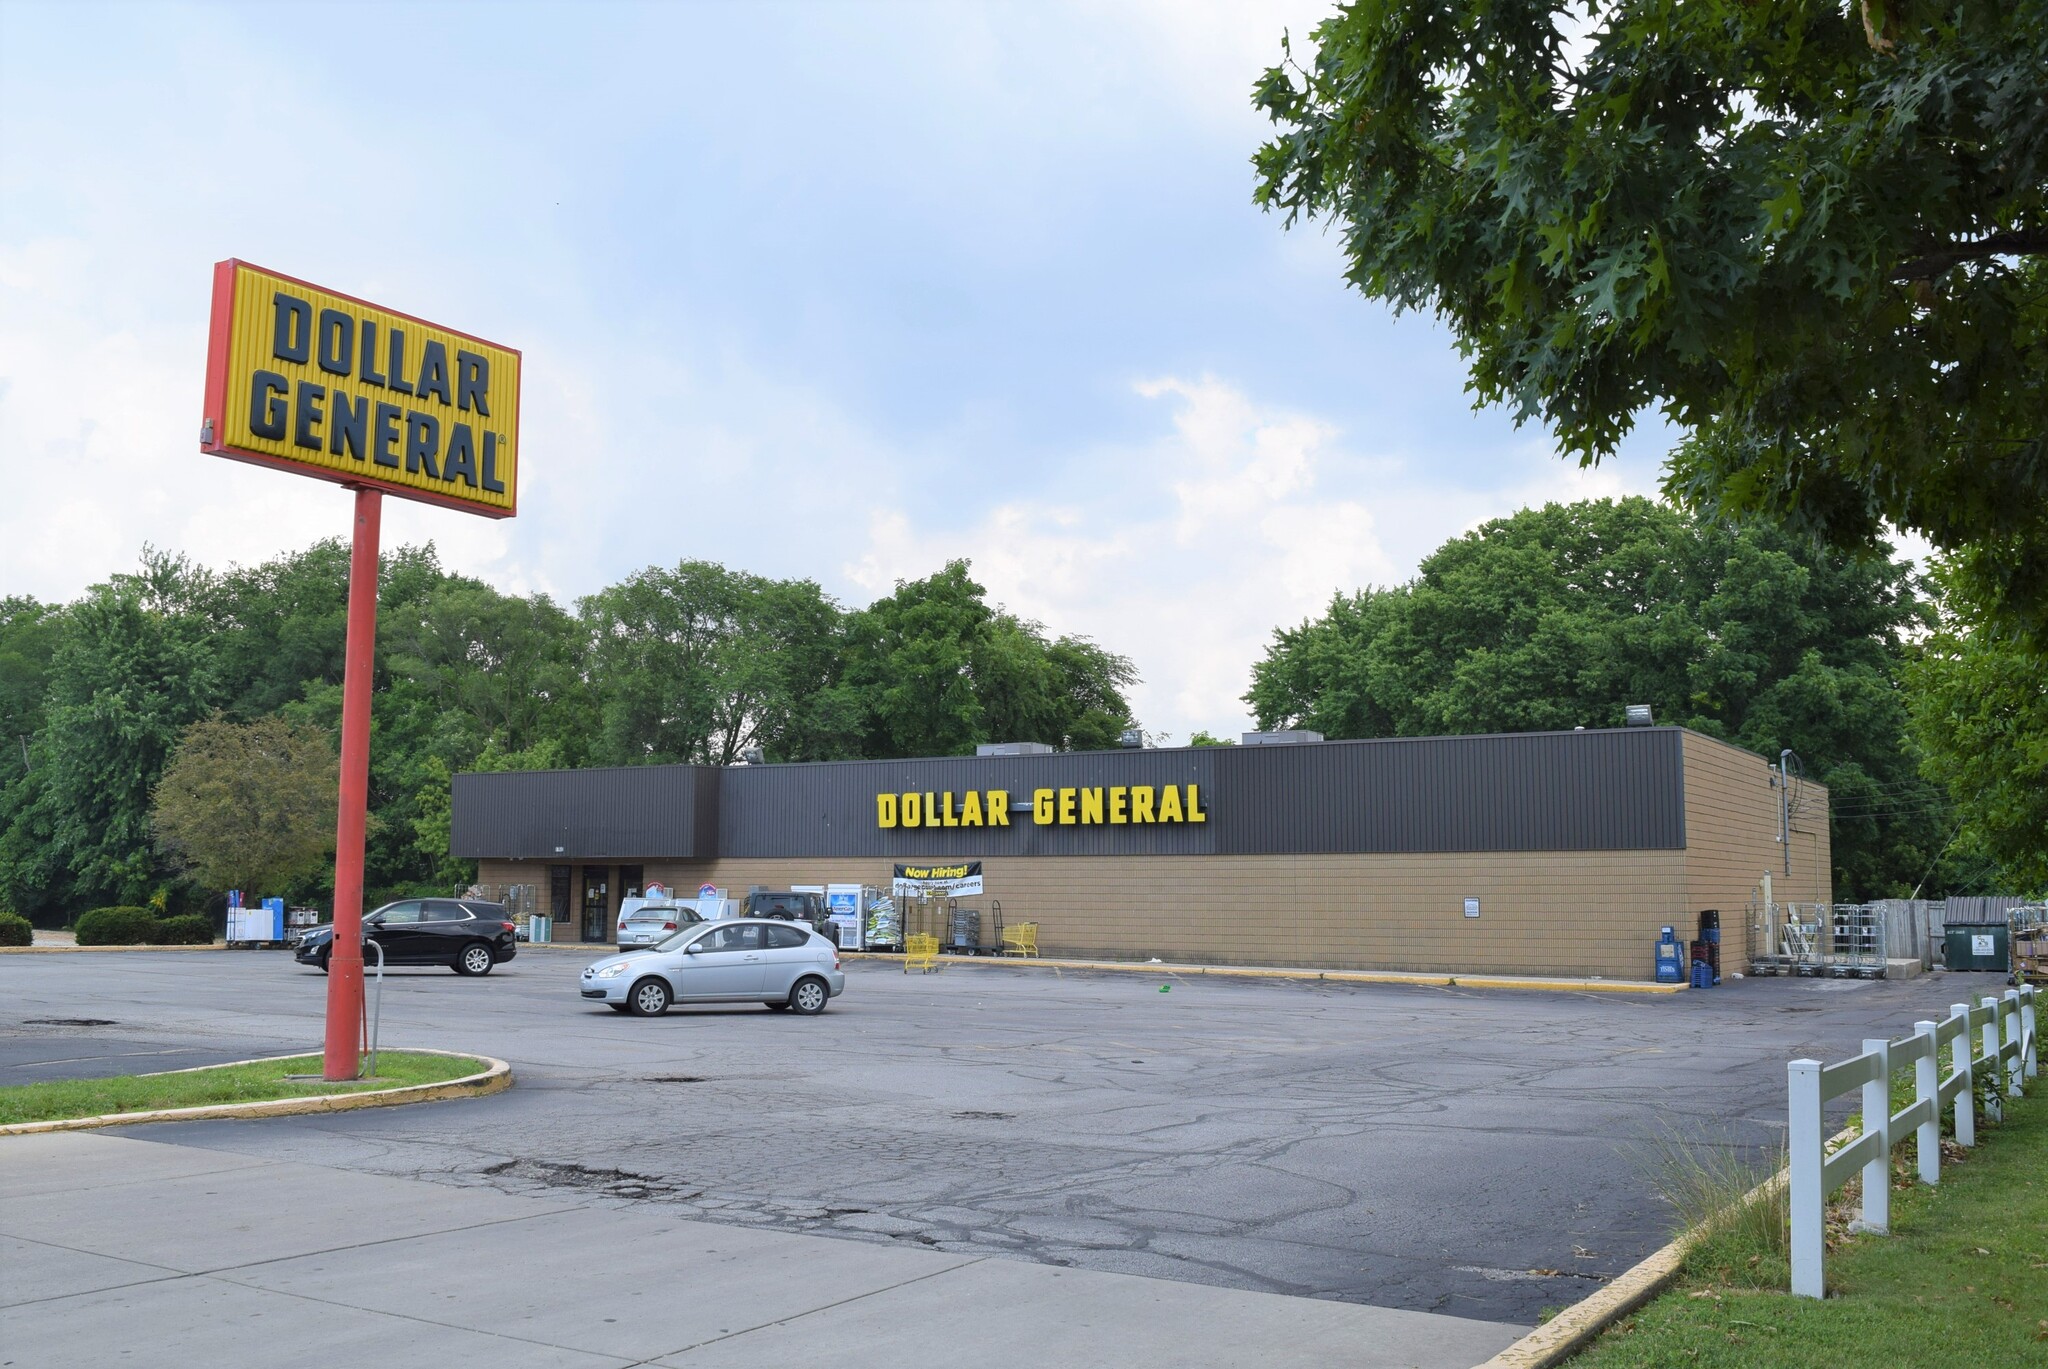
[845,374,1402,742]
[1113,0,1338,132]
[1,1,1673,743]
[842,376,1667,744]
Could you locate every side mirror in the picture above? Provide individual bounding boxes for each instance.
[683,943,703,955]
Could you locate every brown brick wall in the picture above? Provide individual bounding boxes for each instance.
[1679,732,1832,970]
[482,848,1690,980]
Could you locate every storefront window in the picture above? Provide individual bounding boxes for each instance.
[549,865,571,925]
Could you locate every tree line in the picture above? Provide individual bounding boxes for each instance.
[0,497,2035,922]
[0,551,1135,922]
[1246,499,2035,898]
[1246,1,2047,892]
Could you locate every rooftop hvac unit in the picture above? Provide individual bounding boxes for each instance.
[1625,705,1654,727]
[1240,730,1324,746]
[976,741,1056,756]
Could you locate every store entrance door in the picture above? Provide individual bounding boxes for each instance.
[581,866,610,943]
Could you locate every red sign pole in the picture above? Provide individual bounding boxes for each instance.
[323,486,382,1081]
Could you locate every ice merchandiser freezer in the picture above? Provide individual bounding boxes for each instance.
[827,883,864,950]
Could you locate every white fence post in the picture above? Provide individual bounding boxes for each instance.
[2003,991,2025,1097]
[1857,1037,1891,1234]
[1913,1020,1939,1186]
[1982,997,2005,1121]
[1952,1002,1976,1146]
[1788,1058,1824,1298]
[2024,986,2039,1080]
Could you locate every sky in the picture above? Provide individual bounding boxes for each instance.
[0,0,1669,742]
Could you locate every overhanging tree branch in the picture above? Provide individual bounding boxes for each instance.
[1892,229,2048,282]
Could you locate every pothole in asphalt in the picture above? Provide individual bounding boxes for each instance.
[483,1159,701,1202]
[952,1110,1015,1120]
[22,1018,118,1027]
[1455,1265,1611,1283]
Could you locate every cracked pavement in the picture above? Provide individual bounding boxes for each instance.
[2,949,2003,1325]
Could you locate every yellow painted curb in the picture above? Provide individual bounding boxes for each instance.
[841,952,1683,995]
[0,1049,510,1137]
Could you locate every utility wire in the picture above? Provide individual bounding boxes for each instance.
[1911,821,1967,901]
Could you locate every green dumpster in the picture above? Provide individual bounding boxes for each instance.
[1944,924,2008,972]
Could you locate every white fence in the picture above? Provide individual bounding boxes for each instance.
[1787,985,2038,1297]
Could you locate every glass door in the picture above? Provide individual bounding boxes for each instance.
[581,866,610,943]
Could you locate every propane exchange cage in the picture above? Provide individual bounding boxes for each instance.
[1747,902,1888,978]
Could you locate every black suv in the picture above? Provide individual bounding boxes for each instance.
[744,890,828,930]
[294,898,519,976]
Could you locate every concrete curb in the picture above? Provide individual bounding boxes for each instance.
[840,951,1684,995]
[2,943,233,954]
[1469,1231,1690,1368]
[0,1049,511,1137]
[1473,1136,1837,1368]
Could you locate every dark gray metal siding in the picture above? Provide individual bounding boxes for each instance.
[719,750,1222,859]
[451,765,717,860]
[1212,728,1684,855]
[450,727,1689,861]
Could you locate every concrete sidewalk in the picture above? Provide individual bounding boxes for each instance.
[1,1132,1523,1368]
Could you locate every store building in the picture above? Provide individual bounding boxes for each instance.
[451,726,1830,981]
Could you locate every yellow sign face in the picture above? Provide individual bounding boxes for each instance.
[875,785,1206,829]
[202,261,519,517]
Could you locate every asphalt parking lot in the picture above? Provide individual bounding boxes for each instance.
[0,949,2005,1325]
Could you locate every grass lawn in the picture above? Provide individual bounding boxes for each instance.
[1573,1087,2047,1368]
[0,1052,487,1126]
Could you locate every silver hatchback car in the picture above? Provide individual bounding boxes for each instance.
[579,918,846,1016]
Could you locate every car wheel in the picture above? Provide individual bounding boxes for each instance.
[316,950,330,974]
[628,977,672,1016]
[789,976,829,1015]
[454,942,495,976]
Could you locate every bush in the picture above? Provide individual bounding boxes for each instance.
[74,907,162,945]
[0,912,31,947]
[156,914,214,945]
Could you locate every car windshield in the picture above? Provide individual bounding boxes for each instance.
[652,924,712,952]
